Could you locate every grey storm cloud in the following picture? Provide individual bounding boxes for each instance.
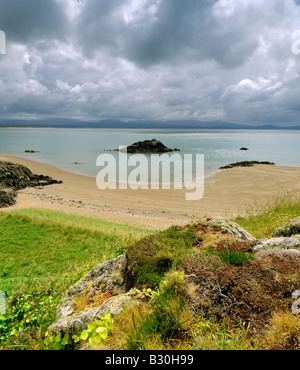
[1,0,300,125]
[0,0,68,43]
[75,0,259,68]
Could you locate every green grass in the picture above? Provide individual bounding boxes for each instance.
[235,191,300,239]
[0,208,153,348]
[0,209,152,295]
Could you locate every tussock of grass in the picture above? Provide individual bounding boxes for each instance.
[261,311,300,350]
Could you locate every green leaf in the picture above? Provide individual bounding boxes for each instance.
[80,330,89,341]
[53,342,62,350]
[72,335,80,343]
[61,334,69,346]
[54,333,61,342]
[95,334,103,344]
[87,322,97,331]
[96,326,108,339]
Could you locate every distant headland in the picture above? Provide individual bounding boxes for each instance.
[0,118,300,130]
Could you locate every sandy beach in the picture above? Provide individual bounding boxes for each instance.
[1,154,300,229]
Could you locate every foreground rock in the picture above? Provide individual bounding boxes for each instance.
[113,139,180,154]
[272,217,300,237]
[207,217,255,241]
[0,160,63,208]
[219,161,275,169]
[254,236,300,251]
[49,216,300,338]
[0,188,17,208]
[49,256,143,334]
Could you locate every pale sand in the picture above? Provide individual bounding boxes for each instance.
[1,154,300,229]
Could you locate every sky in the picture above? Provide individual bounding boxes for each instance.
[1,0,300,126]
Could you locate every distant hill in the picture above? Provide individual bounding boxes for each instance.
[0,118,300,130]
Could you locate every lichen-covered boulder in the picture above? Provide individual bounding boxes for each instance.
[208,217,256,241]
[254,236,300,251]
[272,217,300,237]
[48,255,145,335]
[55,255,126,322]
[49,294,136,335]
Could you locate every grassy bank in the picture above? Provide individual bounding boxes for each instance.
[0,192,299,350]
[0,209,152,348]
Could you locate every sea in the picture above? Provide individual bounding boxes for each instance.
[0,128,299,183]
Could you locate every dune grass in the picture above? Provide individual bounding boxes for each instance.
[235,191,300,239]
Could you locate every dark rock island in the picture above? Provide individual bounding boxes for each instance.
[112,139,180,154]
[220,161,275,170]
[0,160,63,208]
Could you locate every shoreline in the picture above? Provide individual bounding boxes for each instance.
[1,154,300,229]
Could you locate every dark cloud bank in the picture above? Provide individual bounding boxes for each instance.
[1,0,300,127]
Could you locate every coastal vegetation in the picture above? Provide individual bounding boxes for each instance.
[0,192,299,350]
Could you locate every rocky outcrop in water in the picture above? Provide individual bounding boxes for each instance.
[113,139,180,154]
[219,161,275,169]
[0,160,63,208]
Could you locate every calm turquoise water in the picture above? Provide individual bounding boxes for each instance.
[0,128,299,180]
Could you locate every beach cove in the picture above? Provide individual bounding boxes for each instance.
[1,154,300,229]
